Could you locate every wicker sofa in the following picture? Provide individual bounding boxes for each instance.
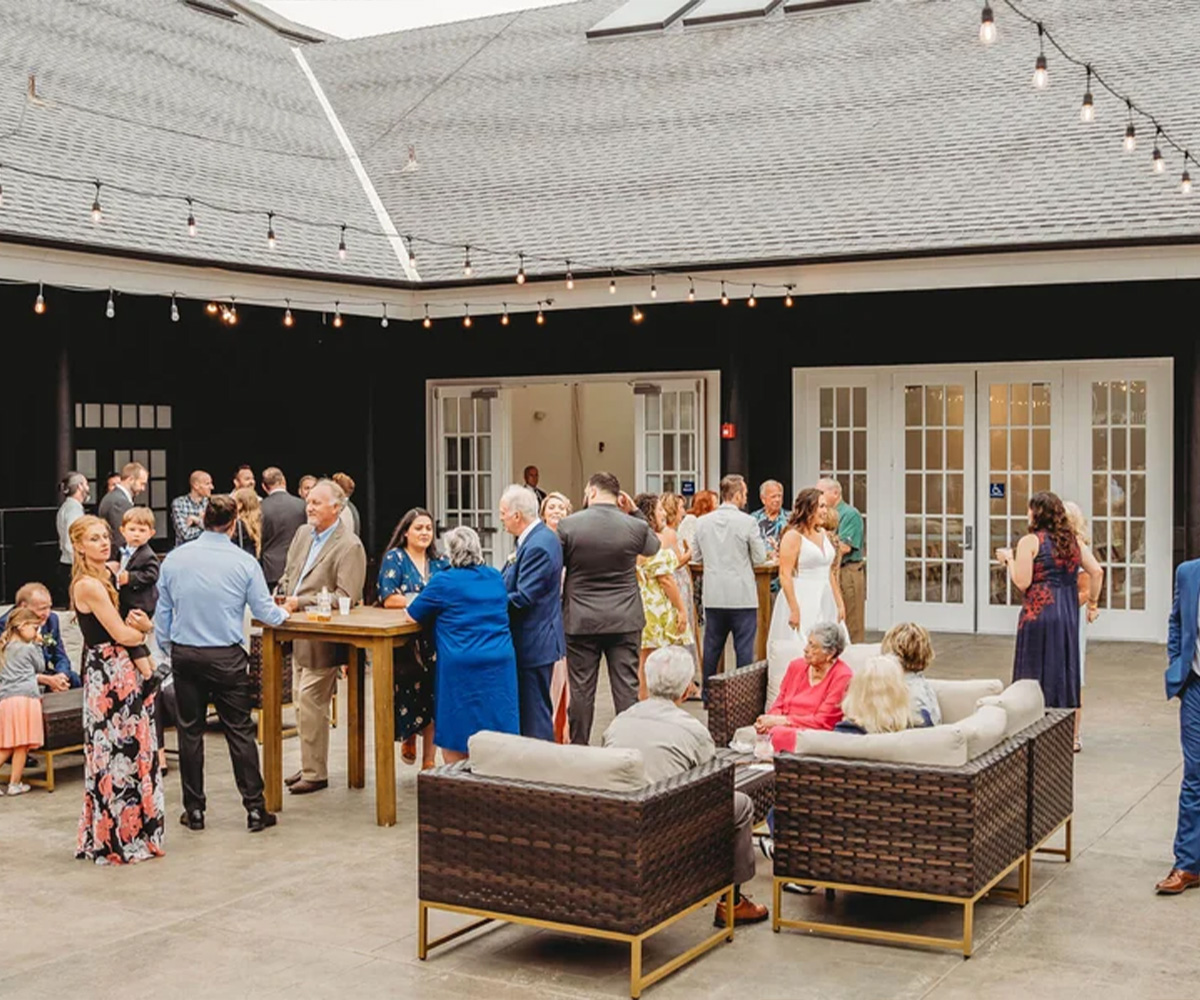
[0,688,85,792]
[418,735,737,998]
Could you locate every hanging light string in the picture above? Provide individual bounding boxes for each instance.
[985,0,1197,169]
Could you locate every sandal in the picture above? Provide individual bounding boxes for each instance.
[400,735,417,765]
[1073,738,1082,753]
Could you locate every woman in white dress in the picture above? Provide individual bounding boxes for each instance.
[768,488,847,658]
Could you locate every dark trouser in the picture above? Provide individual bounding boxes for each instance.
[153,679,178,751]
[702,607,757,699]
[1174,673,1200,872]
[733,791,756,886]
[518,663,555,742]
[566,631,641,746]
[173,643,265,814]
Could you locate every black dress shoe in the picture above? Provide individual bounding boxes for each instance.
[179,809,204,831]
[287,778,328,795]
[284,770,303,787]
[247,808,278,833]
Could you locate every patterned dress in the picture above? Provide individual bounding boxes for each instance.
[75,612,164,866]
[377,547,448,741]
[1013,531,1082,709]
[637,548,694,649]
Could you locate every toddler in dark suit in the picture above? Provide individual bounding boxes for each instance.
[109,507,160,678]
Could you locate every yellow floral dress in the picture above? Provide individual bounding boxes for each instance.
[638,548,694,649]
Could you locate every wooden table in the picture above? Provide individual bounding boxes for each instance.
[691,562,779,662]
[254,607,421,827]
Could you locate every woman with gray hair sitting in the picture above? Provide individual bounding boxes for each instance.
[403,526,519,761]
[754,621,852,753]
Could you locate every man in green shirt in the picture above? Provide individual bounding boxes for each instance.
[819,477,865,643]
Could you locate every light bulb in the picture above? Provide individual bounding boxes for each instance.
[785,287,794,307]
[187,199,197,237]
[1032,53,1048,90]
[747,285,757,308]
[463,306,472,329]
[501,304,510,326]
[423,305,431,329]
[332,303,343,328]
[381,304,389,328]
[91,182,102,223]
[720,282,729,306]
[566,262,574,290]
[650,275,657,299]
[106,290,115,319]
[609,273,616,294]
[338,225,347,260]
[34,283,45,314]
[463,246,472,277]
[687,279,695,302]
[1152,145,1165,173]
[536,305,545,325]
[979,4,995,45]
[206,301,218,315]
[170,295,179,323]
[1080,91,1094,123]
[1183,170,1193,195]
[1124,123,1137,152]
[228,305,238,326]
[516,253,526,284]
[283,304,294,327]
[631,305,643,324]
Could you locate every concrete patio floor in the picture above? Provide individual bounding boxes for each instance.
[1,630,1194,1000]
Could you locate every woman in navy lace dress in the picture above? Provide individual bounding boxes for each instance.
[996,492,1083,711]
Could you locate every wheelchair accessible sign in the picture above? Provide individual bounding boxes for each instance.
[989,482,1006,499]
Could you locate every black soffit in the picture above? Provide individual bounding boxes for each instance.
[586,0,702,38]
[682,0,784,27]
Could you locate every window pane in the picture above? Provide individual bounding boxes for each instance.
[853,430,867,471]
[459,398,474,433]
[946,385,964,427]
[990,430,1006,471]
[680,434,694,470]
[1110,474,1127,515]
[680,392,695,431]
[946,429,964,471]
[820,431,833,470]
[1011,473,1029,514]
[990,564,1008,605]
[121,404,138,428]
[663,474,677,494]
[156,405,172,429]
[443,396,458,434]
[85,403,101,428]
[150,481,166,507]
[646,474,661,493]
[925,517,943,559]
[103,404,120,428]
[945,517,964,559]
[1092,429,1108,471]
[139,404,156,428]
[1130,567,1146,610]
[1031,383,1051,425]
[820,388,834,429]
[925,562,943,603]
[853,473,867,516]
[113,450,130,470]
[1010,428,1029,471]
[946,562,964,603]
[445,438,458,472]
[663,434,676,470]
[75,403,83,428]
[1130,427,1146,471]
[1129,521,1146,564]
[663,392,678,431]
[476,438,491,472]
[646,393,660,432]
[132,449,149,469]
[905,386,922,426]
[836,430,850,470]
[905,517,923,558]
[925,473,943,515]
[1129,381,1147,424]
[1091,382,1108,424]
[75,450,96,478]
[836,387,850,426]
[925,385,944,426]
[906,561,923,601]
[946,474,964,515]
[475,398,491,432]
[477,475,491,510]
[925,429,943,470]
[647,434,661,471]
[905,474,922,514]
[906,430,922,470]
[150,449,166,477]
[1110,566,1127,609]
[154,510,167,539]
[1111,382,1128,425]
[1032,428,1050,470]
[1092,474,1107,516]
[852,387,866,427]
[1009,383,1029,425]
[460,439,473,473]
[989,384,1007,426]
[1130,474,1146,517]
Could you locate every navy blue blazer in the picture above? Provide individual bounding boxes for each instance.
[503,521,566,669]
[1167,559,1200,699]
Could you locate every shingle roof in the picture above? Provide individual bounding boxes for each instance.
[1,0,1198,286]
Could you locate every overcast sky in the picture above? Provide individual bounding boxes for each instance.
[260,1,567,38]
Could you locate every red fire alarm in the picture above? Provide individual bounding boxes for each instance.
[721,422,737,440]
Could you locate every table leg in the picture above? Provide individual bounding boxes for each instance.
[372,637,397,827]
[755,573,771,662]
[348,647,366,789]
[262,632,283,813]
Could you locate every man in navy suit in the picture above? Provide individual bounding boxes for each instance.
[0,582,79,688]
[500,484,565,741]
[1161,558,1200,894]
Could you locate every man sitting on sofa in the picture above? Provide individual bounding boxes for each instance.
[603,646,768,926]
[0,582,78,689]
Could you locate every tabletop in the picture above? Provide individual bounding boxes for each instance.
[252,606,421,638]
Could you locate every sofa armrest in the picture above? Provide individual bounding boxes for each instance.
[707,660,768,747]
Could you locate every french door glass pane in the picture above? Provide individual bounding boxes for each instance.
[903,383,963,604]
[819,384,869,546]
[1091,380,1147,611]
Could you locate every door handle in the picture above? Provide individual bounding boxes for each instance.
[964,526,974,551]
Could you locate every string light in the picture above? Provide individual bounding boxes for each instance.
[170,293,179,323]
[688,278,695,302]
[463,304,472,329]
[91,181,102,223]
[650,274,657,299]
[501,303,510,326]
[747,284,757,307]
[228,297,238,325]
[33,281,45,314]
[720,282,729,306]
[283,299,294,327]
[206,301,218,315]
[266,211,276,250]
[1182,154,1193,194]
[1079,66,1094,123]
[1031,24,1048,90]
[380,303,388,328]
[1124,101,1137,152]
[565,262,574,290]
[332,301,342,328]
[979,3,996,45]
[186,197,197,236]
[338,224,347,260]
[1152,128,1165,173]
[631,304,644,324]
[423,304,431,329]
[463,245,472,277]
[536,303,545,325]
[515,253,526,284]
[105,288,115,319]
[784,285,794,307]
[609,270,616,294]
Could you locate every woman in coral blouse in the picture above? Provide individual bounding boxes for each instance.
[755,621,852,752]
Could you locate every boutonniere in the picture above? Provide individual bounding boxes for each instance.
[39,633,55,650]
[506,552,517,566]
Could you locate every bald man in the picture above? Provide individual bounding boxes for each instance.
[171,470,214,547]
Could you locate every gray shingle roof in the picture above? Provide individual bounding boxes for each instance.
[1,0,1198,285]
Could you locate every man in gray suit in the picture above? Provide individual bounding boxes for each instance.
[97,461,147,548]
[559,471,659,745]
[604,647,767,926]
[259,467,307,591]
[278,479,366,794]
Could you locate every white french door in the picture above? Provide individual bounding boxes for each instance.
[431,385,511,566]
[634,378,705,496]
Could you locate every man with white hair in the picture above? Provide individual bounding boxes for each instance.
[277,478,367,794]
[56,471,89,604]
[818,476,865,642]
[603,647,767,927]
[499,484,565,741]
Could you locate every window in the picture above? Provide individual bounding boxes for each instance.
[1092,380,1146,610]
[818,385,868,555]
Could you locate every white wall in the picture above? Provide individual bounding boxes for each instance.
[577,381,635,499]
[508,383,573,498]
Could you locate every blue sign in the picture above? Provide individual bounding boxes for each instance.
[681,480,696,496]
[989,482,1006,499]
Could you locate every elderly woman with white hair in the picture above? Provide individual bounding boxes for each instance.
[403,526,519,761]
[603,647,769,926]
[754,621,852,753]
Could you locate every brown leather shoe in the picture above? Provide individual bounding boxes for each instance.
[284,770,303,787]
[287,778,329,795]
[714,895,770,927]
[1155,869,1200,894]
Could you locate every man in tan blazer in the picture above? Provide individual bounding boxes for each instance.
[277,479,366,793]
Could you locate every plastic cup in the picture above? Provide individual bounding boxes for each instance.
[338,596,351,615]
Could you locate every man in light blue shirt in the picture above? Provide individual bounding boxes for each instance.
[156,494,288,834]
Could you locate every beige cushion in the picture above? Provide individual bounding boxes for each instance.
[954,705,1009,760]
[468,731,646,792]
[792,725,968,767]
[928,678,1004,724]
[765,636,805,710]
[841,642,882,673]
[978,679,1046,738]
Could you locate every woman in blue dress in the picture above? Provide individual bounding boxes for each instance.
[378,508,448,769]
[996,492,1087,712]
[405,526,519,761]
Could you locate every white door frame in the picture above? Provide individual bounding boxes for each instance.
[633,377,707,498]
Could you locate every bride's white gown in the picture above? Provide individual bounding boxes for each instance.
[768,531,845,650]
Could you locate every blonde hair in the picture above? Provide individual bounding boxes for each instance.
[881,622,935,673]
[1062,500,1090,546]
[660,492,685,528]
[121,506,156,529]
[1,607,41,649]
[841,655,913,733]
[233,488,263,557]
[69,515,119,610]
[539,491,573,519]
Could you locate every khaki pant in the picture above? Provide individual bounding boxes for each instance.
[296,663,339,782]
[839,561,866,644]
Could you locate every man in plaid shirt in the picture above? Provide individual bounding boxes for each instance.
[171,470,213,547]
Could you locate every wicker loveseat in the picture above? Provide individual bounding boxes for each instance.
[1,688,86,791]
[418,736,738,998]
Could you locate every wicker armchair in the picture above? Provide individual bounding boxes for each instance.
[707,659,768,749]
[1016,708,1076,898]
[418,758,737,998]
[771,738,1031,956]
